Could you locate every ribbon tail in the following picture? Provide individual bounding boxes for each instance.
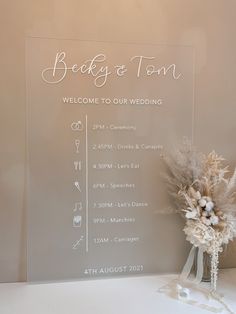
[193,247,204,284]
[180,245,196,282]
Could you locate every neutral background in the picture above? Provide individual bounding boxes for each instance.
[1,0,236,282]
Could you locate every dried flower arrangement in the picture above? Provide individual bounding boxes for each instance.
[163,143,236,292]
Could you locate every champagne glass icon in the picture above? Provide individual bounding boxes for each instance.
[75,139,80,153]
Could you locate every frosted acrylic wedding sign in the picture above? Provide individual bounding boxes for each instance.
[26,38,194,282]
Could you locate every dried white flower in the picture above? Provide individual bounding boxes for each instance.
[201,216,211,226]
[184,219,235,255]
[205,201,214,212]
[210,215,219,225]
[185,209,198,219]
[195,191,201,200]
[199,198,207,207]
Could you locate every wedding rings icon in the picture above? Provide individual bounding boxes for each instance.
[71,121,84,131]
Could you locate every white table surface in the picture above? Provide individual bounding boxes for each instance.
[0,269,235,314]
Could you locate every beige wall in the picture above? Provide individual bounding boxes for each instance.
[1,0,236,282]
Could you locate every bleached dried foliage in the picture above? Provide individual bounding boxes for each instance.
[163,144,236,218]
[163,143,236,291]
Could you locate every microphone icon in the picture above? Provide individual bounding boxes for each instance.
[74,181,81,192]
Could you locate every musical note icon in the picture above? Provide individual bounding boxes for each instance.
[73,202,82,212]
